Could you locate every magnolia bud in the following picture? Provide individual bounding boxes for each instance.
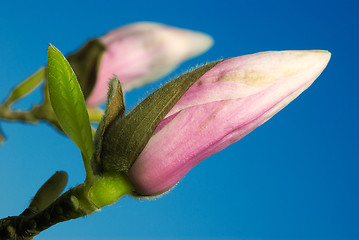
[82,22,213,106]
[127,50,331,196]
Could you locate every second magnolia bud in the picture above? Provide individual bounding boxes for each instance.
[78,22,213,106]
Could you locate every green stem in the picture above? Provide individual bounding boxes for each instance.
[82,152,95,184]
[88,173,134,208]
[0,173,134,239]
[0,106,38,123]
[31,103,63,132]
[0,103,62,132]
[0,184,97,240]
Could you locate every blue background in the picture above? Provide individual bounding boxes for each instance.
[0,0,358,239]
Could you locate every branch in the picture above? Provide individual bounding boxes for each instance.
[0,184,97,240]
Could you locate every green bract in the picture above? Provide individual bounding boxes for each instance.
[92,77,125,174]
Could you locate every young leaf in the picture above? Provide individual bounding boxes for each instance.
[100,60,222,173]
[47,44,94,172]
[3,67,46,107]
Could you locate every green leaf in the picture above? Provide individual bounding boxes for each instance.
[92,76,125,174]
[47,44,94,173]
[100,60,222,173]
[3,67,46,107]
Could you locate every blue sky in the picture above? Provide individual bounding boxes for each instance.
[0,0,358,239]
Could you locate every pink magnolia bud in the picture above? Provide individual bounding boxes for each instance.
[128,50,331,196]
[86,22,213,106]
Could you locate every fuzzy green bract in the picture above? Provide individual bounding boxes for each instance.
[47,44,94,163]
[100,60,222,173]
[92,77,125,174]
